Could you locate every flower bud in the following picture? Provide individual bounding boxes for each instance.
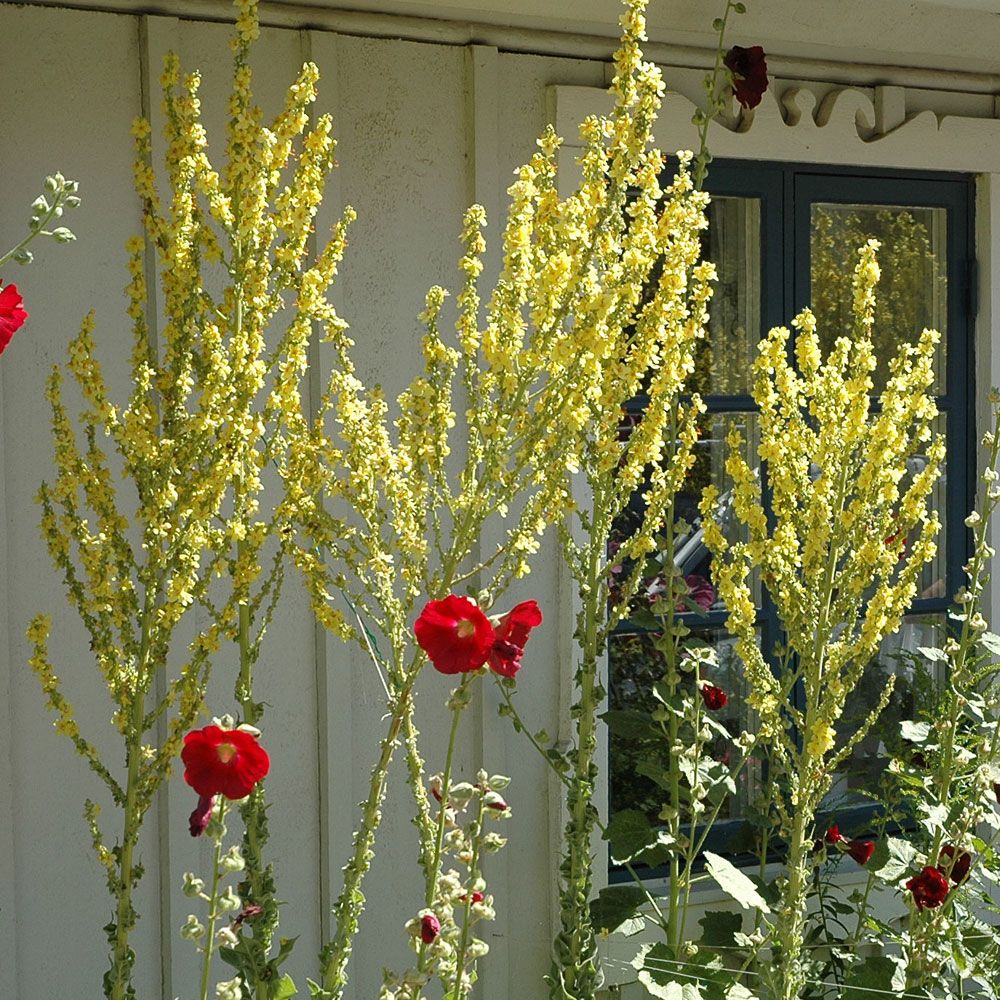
[44,176,59,193]
[12,249,33,265]
[51,227,76,244]
[181,914,205,940]
[182,872,205,897]
[221,846,245,872]
[217,927,240,948]
[218,886,242,913]
[31,196,49,213]
[215,976,244,1000]
[64,195,82,209]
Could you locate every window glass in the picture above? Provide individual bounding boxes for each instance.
[810,203,948,394]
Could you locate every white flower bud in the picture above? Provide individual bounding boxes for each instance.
[31,196,49,213]
[218,886,242,913]
[180,914,205,940]
[221,846,245,872]
[215,976,243,1000]
[216,927,240,948]
[182,872,205,897]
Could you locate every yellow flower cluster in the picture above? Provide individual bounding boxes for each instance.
[32,5,334,990]
[700,241,943,996]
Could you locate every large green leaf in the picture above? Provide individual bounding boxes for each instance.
[870,836,917,883]
[272,975,297,1000]
[698,910,743,948]
[703,852,770,912]
[590,885,647,934]
[842,956,902,999]
[632,943,704,999]
[605,809,675,866]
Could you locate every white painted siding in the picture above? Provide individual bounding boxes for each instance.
[3,3,999,999]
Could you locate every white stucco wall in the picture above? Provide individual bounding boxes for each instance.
[3,3,1000,999]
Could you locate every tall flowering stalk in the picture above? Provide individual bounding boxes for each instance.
[701,241,943,1000]
[28,1,326,995]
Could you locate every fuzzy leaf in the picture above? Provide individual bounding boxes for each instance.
[703,852,770,912]
[590,885,647,934]
[900,720,931,743]
[272,976,298,1000]
[698,910,742,948]
[633,943,703,999]
[842,956,901,999]
[605,809,675,865]
[870,836,918,882]
[601,709,661,740]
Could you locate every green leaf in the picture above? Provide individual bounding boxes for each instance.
[698,910,742,948]
[900,720,931,743]
[275,936,299,967]
[842,956,902,999]
[272,975,298,1000]
[633,943,704,999]
[604,809,675,866]
[601,709,661,740]
[870,836,917,882]
[703,852,770,912]
[979,631,1000,656]
[590,885,647,934]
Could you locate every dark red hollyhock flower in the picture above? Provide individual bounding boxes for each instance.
[701,684,728,711]
[825,824,843,845]
[415,595,495,674]
[847,839,876,866]
[939,844,972,884]
[994,781,1000,804]
[488,600,542,678]
[680,574,716,613]
[182,725,270,800]
[906,866,950,909]
[188,793,216,837]
[723,45,769,110]
[420,913,441,944]
[0,283,28,356]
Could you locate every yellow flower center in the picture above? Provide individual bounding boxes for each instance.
[217,742,237,764]
[455,619,476,639]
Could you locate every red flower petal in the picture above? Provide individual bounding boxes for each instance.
[847,839,875,866]
[487,600,542,678]
[906,866,950,909]
[181,725,270,800]
[723,45,769,110]
[701,684,728,711]
[414,595,495,674]
[420,913,441,943]
[939,844,972,884]
[0,283,28,356]
[825,824,843,845]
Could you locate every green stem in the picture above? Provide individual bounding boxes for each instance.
[109,599,155,1000]
[416,677,470,976]
[200,799,230,1000]
[449,797,486,1000]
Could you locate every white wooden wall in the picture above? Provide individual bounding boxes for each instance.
[4,3,1000,999]
[0,4,607,997]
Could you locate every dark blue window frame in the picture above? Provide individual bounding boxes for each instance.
[609,159,976,879]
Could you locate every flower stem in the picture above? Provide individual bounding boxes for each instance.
[200,799,230,1000]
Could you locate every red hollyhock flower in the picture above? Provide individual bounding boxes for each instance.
[723,45,769,109]
[825,824,843,845]
[679,574,715,613]
[939,844,972,884]
[460,891,485,904]
[420,913,441,944]
[488,600,542,678]
[188,793,216,837]
[906,866,950,909]
[415,595,495,674]
[182,725,270,800]
[0,283,28,356]
[847,839,876,866]
[701,684,728,711]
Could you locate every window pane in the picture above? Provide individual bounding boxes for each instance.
[822,613,945,814]
[811,203,947,394]
[690,196,761,397]
[608,626,759,826]
[612,412,762,611]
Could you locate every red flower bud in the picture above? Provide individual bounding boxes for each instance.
[906,866,950,909]
[188,793,216,837]
[420,913,441,944]
[460,891,485,904]
[487,600,542,678]
[825,824,843,845]
[701,684,728,711]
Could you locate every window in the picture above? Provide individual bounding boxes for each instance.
[608,161,976,869]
